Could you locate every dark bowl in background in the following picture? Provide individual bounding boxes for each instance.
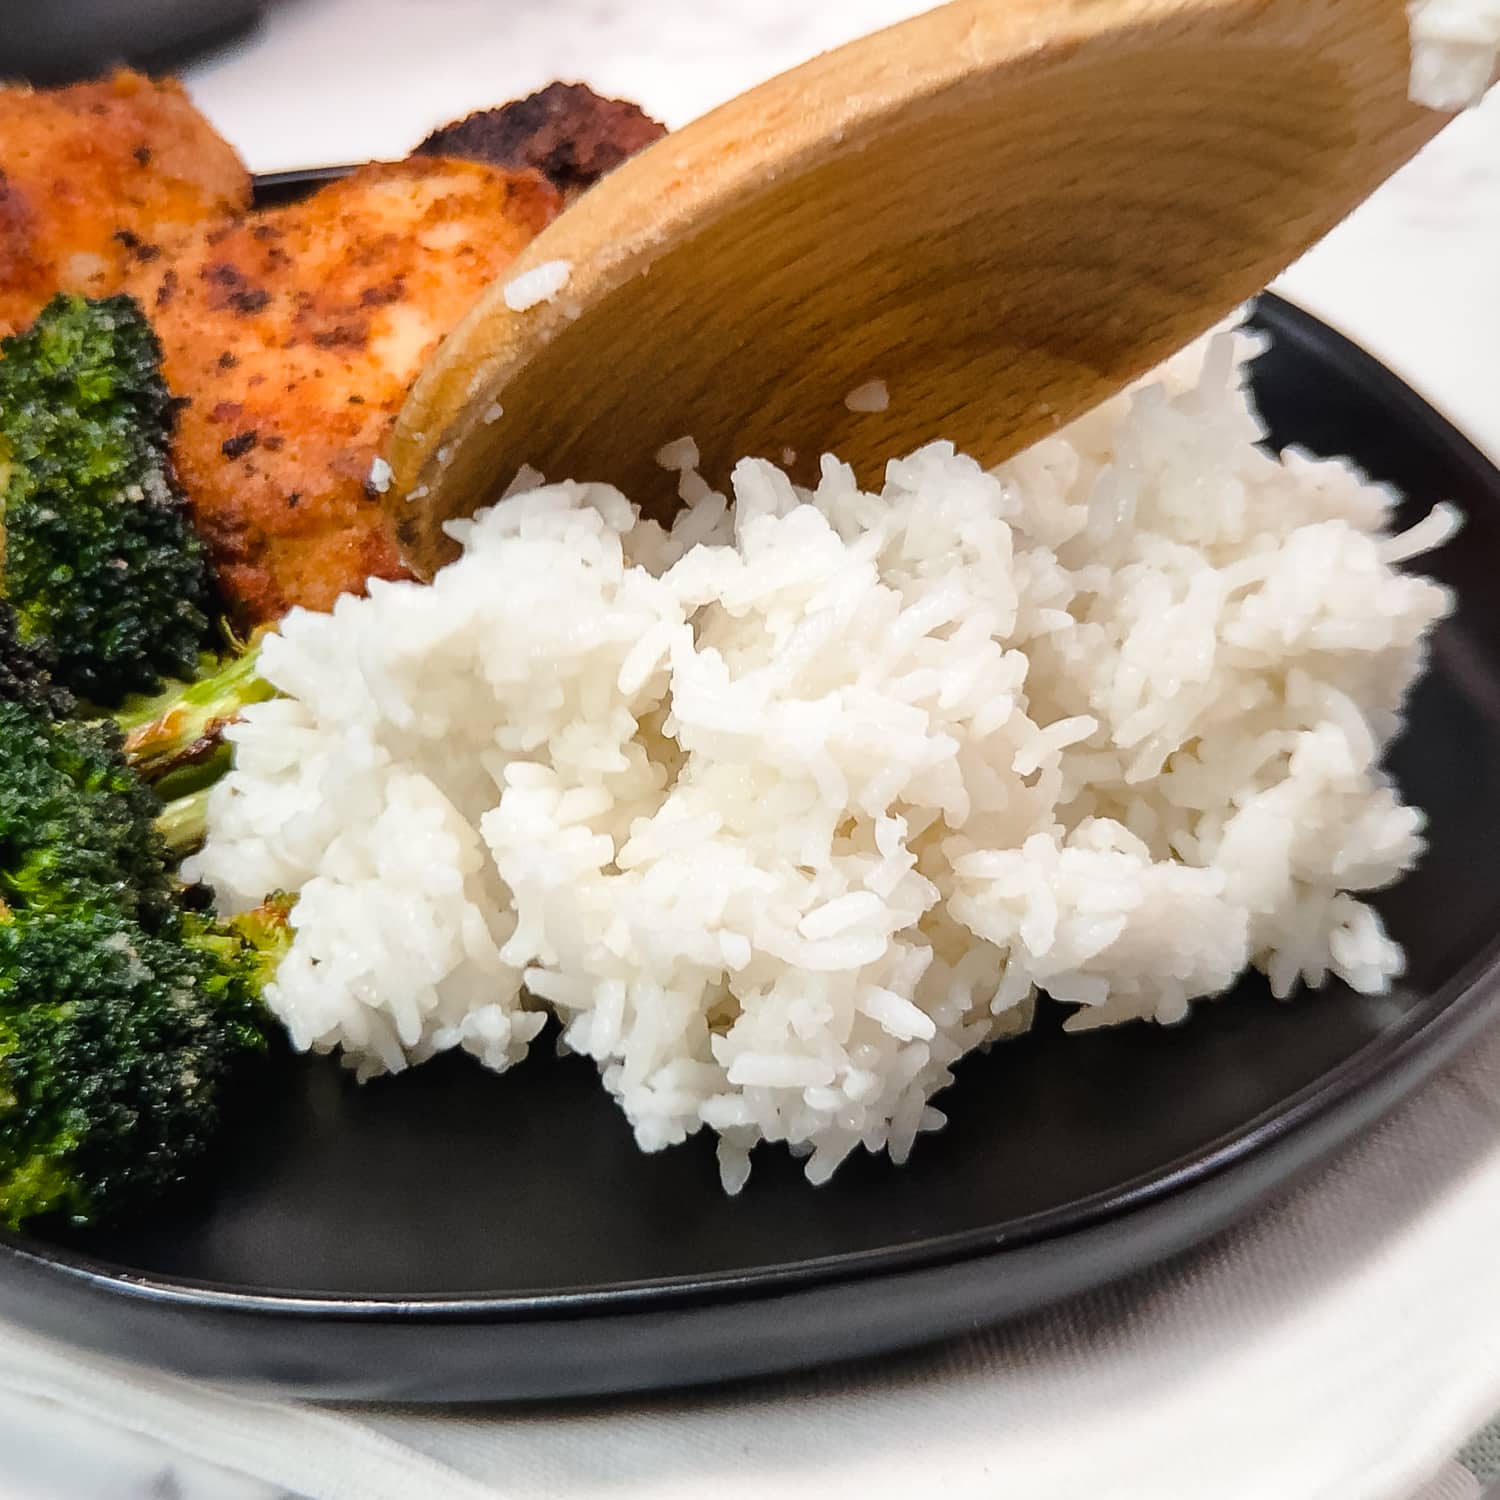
[0,0,263,84]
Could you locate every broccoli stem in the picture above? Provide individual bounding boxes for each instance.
[156,784,212,858]
[115,631,273,784]
[110,632,275,856]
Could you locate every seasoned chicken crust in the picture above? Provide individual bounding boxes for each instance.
[127,159,562,623]
[0,70,250,337]
[416,81,666,200]
[1,76,663,624]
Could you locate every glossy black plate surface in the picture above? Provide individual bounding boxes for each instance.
[1,232,1497,1398]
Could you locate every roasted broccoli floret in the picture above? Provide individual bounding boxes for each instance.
[0,690,283,1229]
[0,599,74,720]
[0,634,249,875]
[0,296,292,1232]
[0,902,276,1229]
[0,698,173,930]
[0,293,216,703]
[203,892,296,997]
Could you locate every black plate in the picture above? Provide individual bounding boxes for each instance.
[1,242,1498,1399]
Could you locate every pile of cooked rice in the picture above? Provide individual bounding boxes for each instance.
[190,322,1457,1192]
[1408,0,1500,109]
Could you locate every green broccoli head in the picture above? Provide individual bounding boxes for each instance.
[221,892,296,993]
[0,905,268,1229]
[0,677,286,1231]
[0,599,75,720]
[0,293,216,704]
[0,698,173,931]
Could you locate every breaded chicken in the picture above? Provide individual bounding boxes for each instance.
[126,159,561,623]
[416,83,666,201]
[0,70,249,337]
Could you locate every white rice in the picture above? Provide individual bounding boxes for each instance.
[656,435,701,472]
[365,456,393,494]
[1409,0,1500,108]
[189,322,1456,1191]
[502,259,573,312]
[845,379,890,413]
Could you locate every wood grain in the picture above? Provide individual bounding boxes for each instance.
[389,0,1456,575]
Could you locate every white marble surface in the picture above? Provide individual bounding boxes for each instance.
[1,2,1496,1495]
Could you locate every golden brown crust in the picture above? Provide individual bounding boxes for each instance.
[126,158,562,623]
[0,70,250,337]
[415,82,666,201]
[0,74,655,624]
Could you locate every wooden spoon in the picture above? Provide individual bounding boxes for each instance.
[388,0,1457,575]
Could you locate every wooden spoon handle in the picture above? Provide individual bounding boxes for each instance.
[390,0,1452,576]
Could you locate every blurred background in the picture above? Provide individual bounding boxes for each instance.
[1,0,925,134]
[0,0,265,83]
[2,0,1492,465]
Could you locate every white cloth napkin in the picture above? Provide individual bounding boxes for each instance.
[3,1014,1500,1500]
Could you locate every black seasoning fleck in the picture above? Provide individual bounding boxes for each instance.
[348,395,365,405]
[217,351,239,370]
[311,326,365,350]
[229,289,271,315]
[155,269,178,308]
[113,229,161,263]
[134,145,152,166]
[359,279,405,308]
[286,492,302,509]
[221,431,258,460]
